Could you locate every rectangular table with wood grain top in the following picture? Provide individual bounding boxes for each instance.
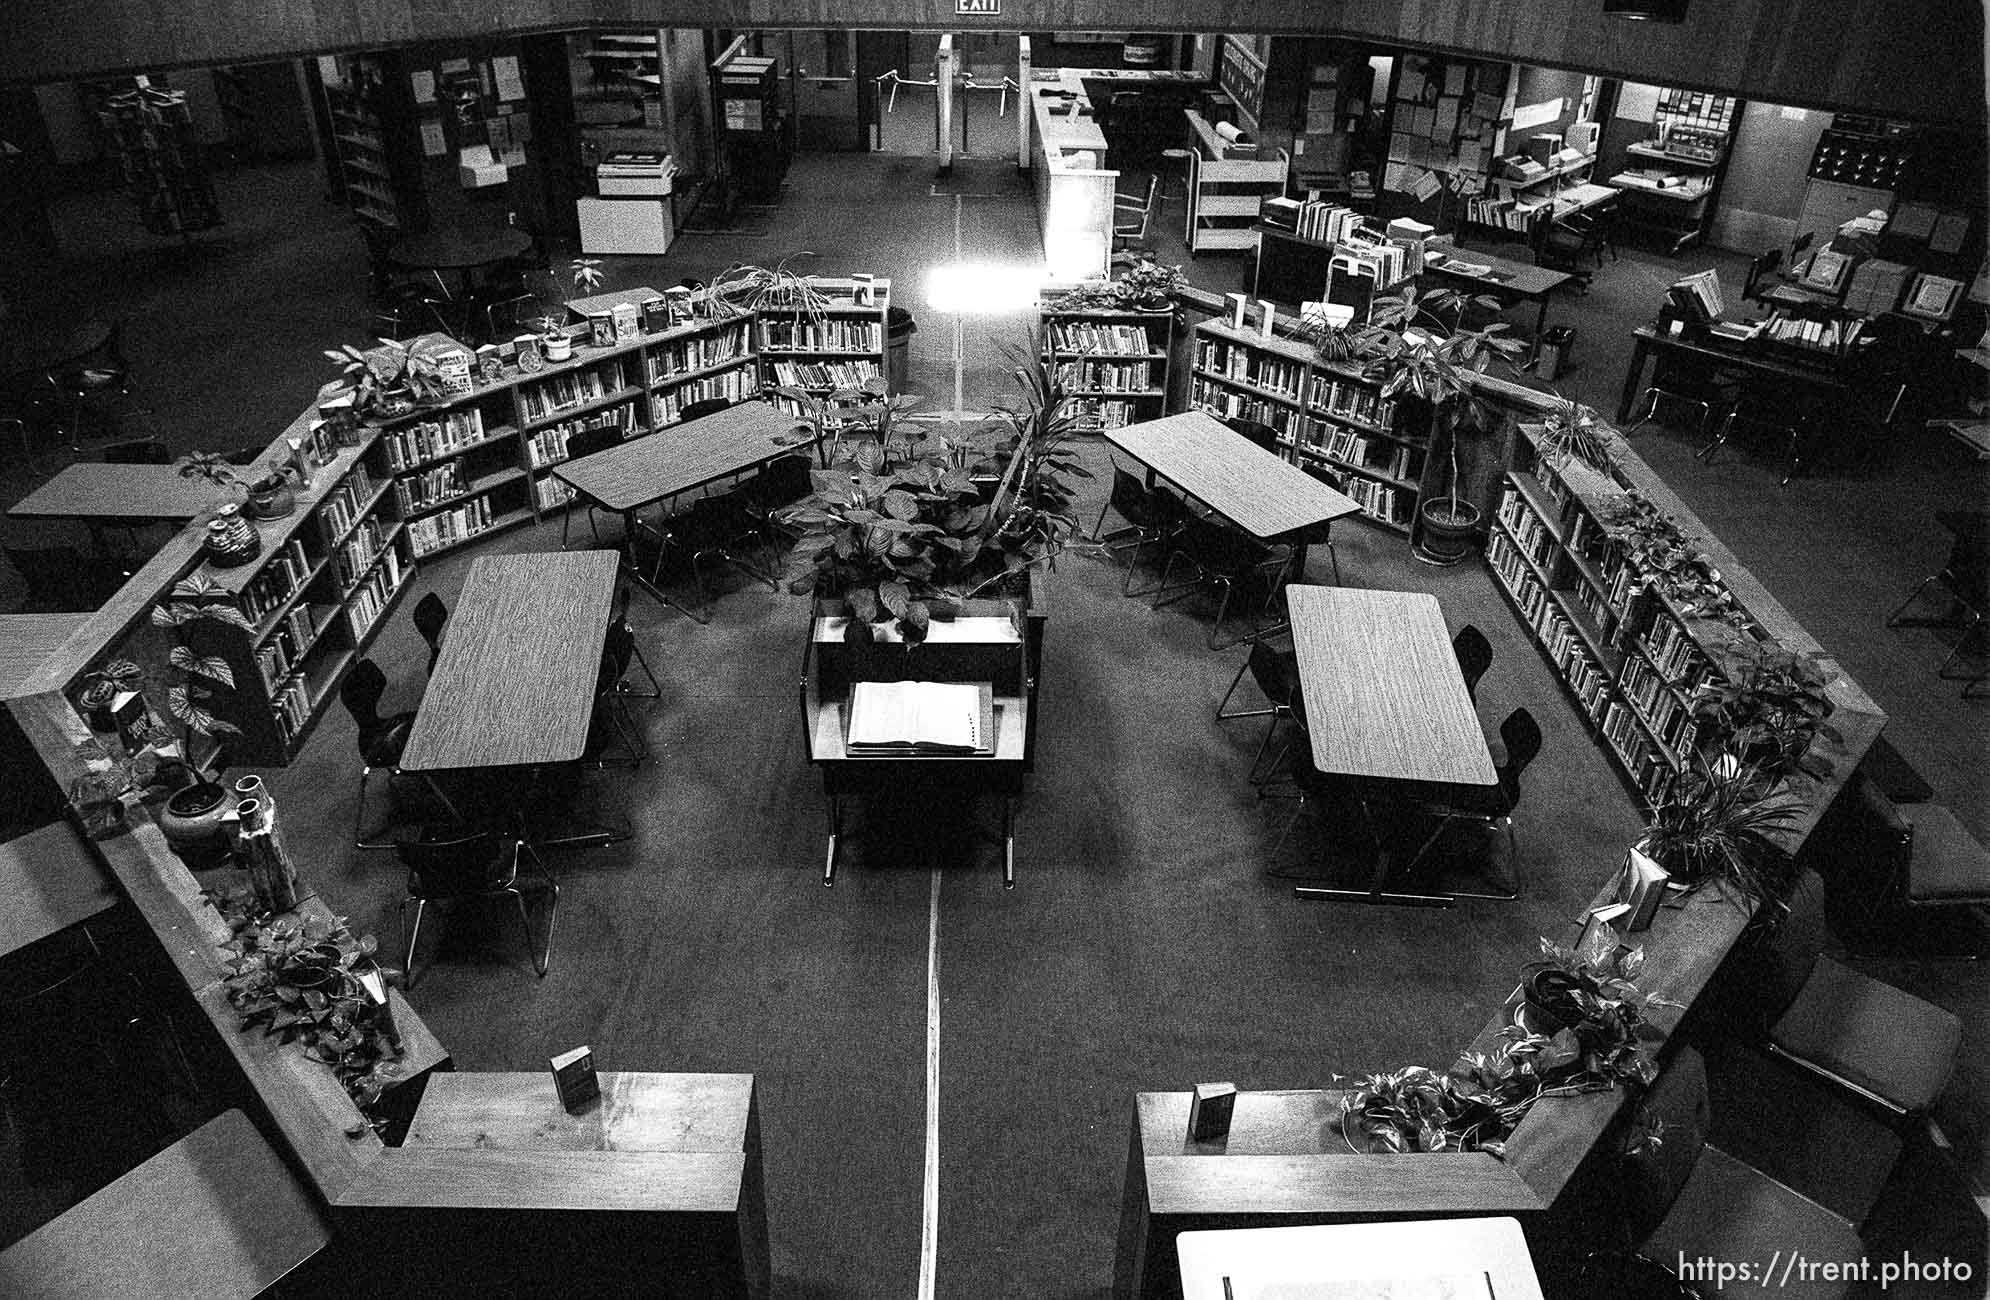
[1285,584,1497,905]
[554,400,811,620]
[1104,409,1361,544]
[400,549,619,772]
[7,462,220,521]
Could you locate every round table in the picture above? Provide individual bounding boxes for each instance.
[388,227,536,342]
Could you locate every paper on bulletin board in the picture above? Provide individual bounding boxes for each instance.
[492,55,526,102]
[1615,82,1661,123]
[1411,170,1444,202]
[419,117,447,157]
[1443,64,1466,95]
[1511,98,1563,132]
[411,71,436,104]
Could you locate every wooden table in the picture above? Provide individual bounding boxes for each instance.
[0,1107,330,1298]
[555,400,807,622]
[0,820,117,957]
[400,1071,769,1298]
[1176,1216,1544,1300]
[1105,409,1360,553]
[1424,242,1575,363]
[1285,584,1497,906]
[0,612,92,697]
[400,550,619,772]
[7,462,217,522]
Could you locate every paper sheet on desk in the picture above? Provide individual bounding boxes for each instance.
[1252,1275,1489,1300]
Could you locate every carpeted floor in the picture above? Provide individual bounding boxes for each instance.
[1,148,1985,1297]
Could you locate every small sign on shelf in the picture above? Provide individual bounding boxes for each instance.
[551,1045,601,1113]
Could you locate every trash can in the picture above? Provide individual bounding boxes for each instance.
[1538,325,1575,381]
[886,307,917,393]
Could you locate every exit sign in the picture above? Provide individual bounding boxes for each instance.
[957,0,1000,13]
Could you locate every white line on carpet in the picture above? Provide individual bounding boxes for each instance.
[953,195,966,418]
[918,869,942,1300]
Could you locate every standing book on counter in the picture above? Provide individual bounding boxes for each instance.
[847,680,994,755]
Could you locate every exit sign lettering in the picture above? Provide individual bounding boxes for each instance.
[957,0,1000,13]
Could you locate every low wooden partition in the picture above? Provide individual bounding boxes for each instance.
[1120,292,1886,1300]
[1026,69,1119,281]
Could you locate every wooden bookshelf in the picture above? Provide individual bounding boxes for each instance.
[1188,319,1424,531]
[1037,292,1173,430]
[753,278,890,413]
[320,53,417,231]
[1184,111,1290,255]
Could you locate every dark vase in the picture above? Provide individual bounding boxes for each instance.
[244,477,296,520]
[159,780,233,869]
[1522,966,1586,1030]
[202,504,262,568]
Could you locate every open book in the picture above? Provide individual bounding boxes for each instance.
[847,680,994,755]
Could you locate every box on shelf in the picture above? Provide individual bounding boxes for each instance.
[458,144,508,189]
[401,333,475,397]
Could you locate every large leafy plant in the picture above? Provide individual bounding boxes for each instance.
[1337,1057,1537,1157]
[1043,258,1185,311]
[1502,939,1679,1092]
[1690,638,1838,778]
[1642,756,1799,914]
[148,574,248,771]
[323,338,452,419]
[1594,493,1750,628]
[1537,396,1619,477]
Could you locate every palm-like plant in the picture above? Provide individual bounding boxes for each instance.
[1537,395,1620,477]
[1641,755,1799,913]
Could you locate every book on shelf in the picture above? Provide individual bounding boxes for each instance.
[768,359,880,389]
[846,680,994,755]
[650,324,750,381]
[519,361,627,422]
[656,367,758,422]
[407,496,495,556]
[382,407,488,469]
[1066,398,1136,430]
[526,405,634,468]
[1667,268,1723,322]
[1054,360,1153,392]
[761,318,882,352]
[1047,321,1159,356]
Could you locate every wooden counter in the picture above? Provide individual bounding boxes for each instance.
[1026,69,1118,281]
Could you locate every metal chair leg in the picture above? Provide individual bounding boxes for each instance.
[1214,656,1273,721]
[399,898,426,991]
[1886,574,1946,627]
[354,766,401,851]
[626,639,662,698]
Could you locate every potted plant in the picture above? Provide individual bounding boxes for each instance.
[77,657,144,734]
[1689,638,1839,778]
[1594,494,1751,630]
[148,574,249,866]
[1043,257,1185,313]
[533,314,573,363]
[212,896,404,1110]
[323,338,452,421]
[1536,395,1620,477]
[241,464,302,520]
[1352,287,1526,565]
[1508,937,1681,1089]
[1640,755,1799,915]
[1336,1056,1536,1157]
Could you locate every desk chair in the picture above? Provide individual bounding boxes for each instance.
[587,604,659,767]
[1822,774,1990,959]
[1617,1045,1895,1300]
[1153,512,1295,650]
[1220,415,1282,454]
[1112,175,1159,256]
[1532,217,1597,292]
[1627,353,1732,441]
[1215,633,1300,786]
[679,396,734,423]
[1767,953,1962,1122]
[1090,459,1177,596]
[396,828,557,988]
[411,593,448,674]
[670,485,779,608]
[747,452,815,548]
[1887,509,1989,696]
[340,658,417,850]
[558,424,625,548]
[1395,706,1543,901]
[1451,624,1493,701]
[1742,248,1783,307]
[1698,376,1817,486]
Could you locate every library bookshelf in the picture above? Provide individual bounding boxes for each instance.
[1037,293,1174,430]
[753,278,890,414]
[319,53,416,231]
[1188,320,1426,530]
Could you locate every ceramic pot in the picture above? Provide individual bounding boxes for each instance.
[202,504,262,568]
[159,779,233,869]
[245,477,296,520]
[542,332,573,363]
[1521,966,1586,1030]
[1414,499,1482,566]
[78,681,119,733]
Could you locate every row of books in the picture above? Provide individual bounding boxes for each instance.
[1464,194,1545,234]
[270,672,311,746]
[1620,652,1701,762]
[533,474,579,510]
[1602,699,1680,804]
[1761,310,1865,356]
[379,407,488,470]
[1053,360,1154,392]
[272,602,322,664]
[1488,534,1611,723]
[393,460,466,514]
[240,537,312,627]
[1045,322,1161,356]
[315,464,378,545]
[1192,383,1300,433]
[1496,491,1559,572]
[761,320,881,352]
[648,325,750,381]
[1639,608,1709,685]
[1195,342,1306,401]
[343,550,406,644]
[1282,200,1366,245]
[407,496,495,557]
[331,517,394,596]
[518,360,631,423]
[526,408,633,469]
[768,359,880,390]
[655,368,758,423]
[1311,378,1397,431]
[1066,398,1139,430]
[1301,422,1426,486]
[1340,473,1413,527]
[254,630,299,697]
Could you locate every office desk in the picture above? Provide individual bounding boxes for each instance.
[0,613,91,697]
[0,820,117,958]
[7,462,217,522]
[1286,584,1497,905]
[1106,410,1360,563]
[1176,1217,1544,1300]
[400,550,618,772]
[555,400,807,621]
[409,1070,760,1155]
[0,1107,331,1299]
[1424,242,1575,360]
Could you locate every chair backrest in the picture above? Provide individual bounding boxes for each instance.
[598,616,636,694]
[1742,248,1781,300]
[680,397,733,424]
[1937,509,1990,608]
[755,453,814,510]
[1619,1044,1711,1243]
[412,592,448,649]
[338,658,389,732]
[1109,463,1152,524]
[1222,416,1281,453]
[565,423,623,462]
[1496,707,1543,803]
[1247,638,1298,708]
[397,830,510,899]
[102,438,171,465]
[1452,624,1493,700]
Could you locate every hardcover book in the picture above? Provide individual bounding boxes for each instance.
[847,680,994,755]
[551,1045,600,1113]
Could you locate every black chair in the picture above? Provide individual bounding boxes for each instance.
[1090,459,1177,596]
[667,487,779,608]
[1153,512,1295,650]
[1111,174,1159,258]
[1396,706,1544,900]
[747,452,816,547]
[1215,633,1301,785]
[1698,375,1822,486]
[4,544,126,611]
[1741,248,1783,306]
[678,396,734,424]
[587,605,660,767]
[1627,352,1733,442]
[395,828,557,988]
[339,658,417,851]
[1451,624,1493,701]
[1887,508,1989,695]
[411,593,448,674]
[558,423,625,548]
[46,322,132,451]
[1221,416,1282,454]
[1532,217,1596,291]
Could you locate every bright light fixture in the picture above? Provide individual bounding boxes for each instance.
[925,262,1051,314]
